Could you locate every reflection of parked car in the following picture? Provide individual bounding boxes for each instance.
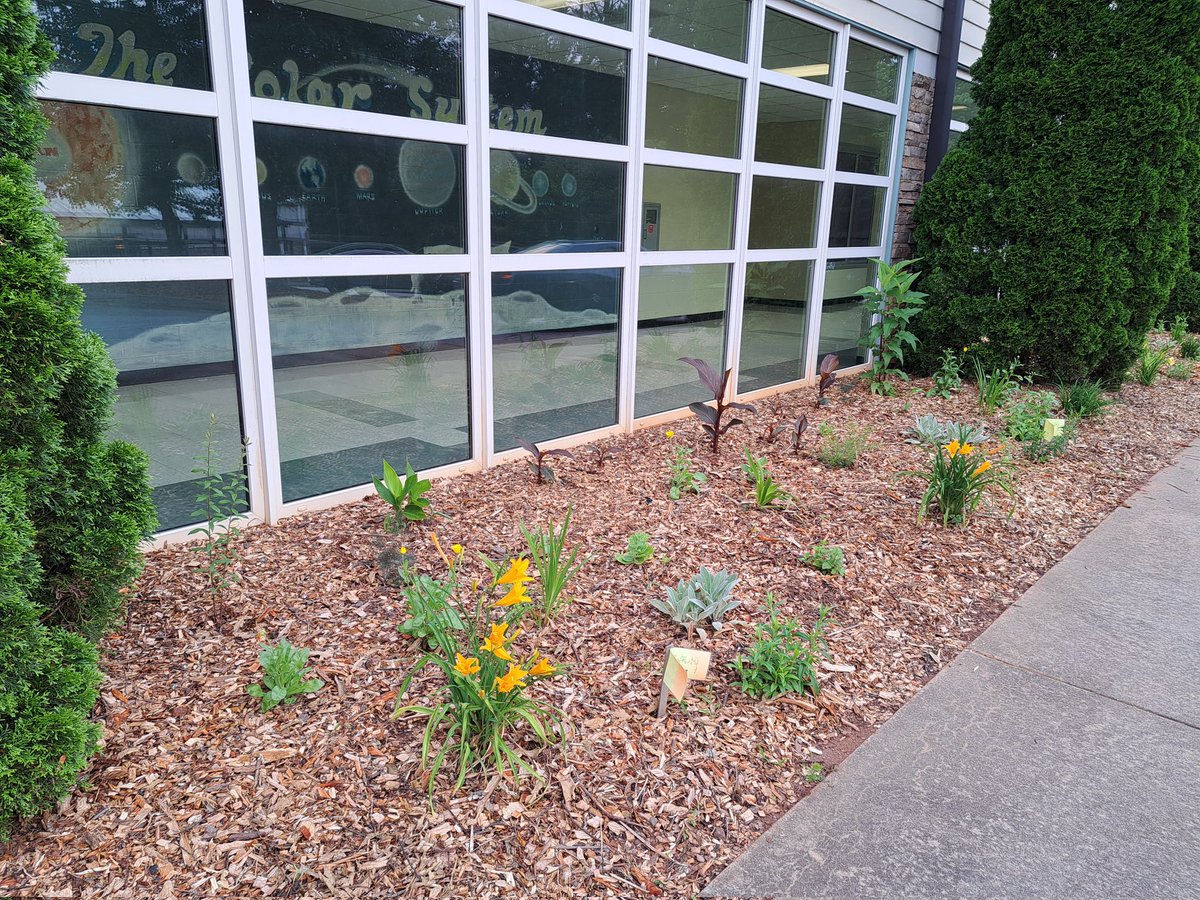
[301,243,462,297]
[494,240,622,315]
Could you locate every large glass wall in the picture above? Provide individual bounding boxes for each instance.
[33,0,907,531]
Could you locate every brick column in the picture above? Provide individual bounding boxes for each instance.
[891,73,934,261]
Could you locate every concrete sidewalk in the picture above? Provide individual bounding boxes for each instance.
[704,442,1200,900]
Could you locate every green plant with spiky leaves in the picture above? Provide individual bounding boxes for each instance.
[1134,344,1170,386]
[1057,381,1114,419]
[519,506,588,620]
[741,449,791,509]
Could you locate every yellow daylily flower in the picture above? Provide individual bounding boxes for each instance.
[495,581,531,607]
[944,440,961,458]
[529,656,555,677]
[497,558,533,586]
[972,460,992,477]
[454,653,481,677]
[495,665,529,694]
[960,443,975,456]
[480,622,516,661]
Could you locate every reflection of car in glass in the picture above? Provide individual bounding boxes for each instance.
[282,243,461,298]
[494,240,621,315]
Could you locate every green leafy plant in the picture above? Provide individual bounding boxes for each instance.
[651,567,740,641]
[667,445,707,499]
[517,438,575,485]
[615,531,654,565]
[902,439,1015,526]
[246,639,325,712]
[679,357,756,453]
[1170,315,1189,342]
[372,458,432,532]
[801,542,846,576]
[1166,358,1194,380]
[741,449,792,509]
[1179,335,1200,360]
[815,422,874,468]
[907,415,988,447]
[398,567,467,646]
[189,414,249,613]
[856,258,928,396]
[1057,381,1114,419]
[394,543,565,799]
[1003,390,1058,443]
[803,763,826,783]
[815,354,840,407]
[1022,426,1074,462]
[730,596,831,699]
[926,348,963,399]
[973,358,1023,413]
[1134,344,1170,386]
[519,506,588,620]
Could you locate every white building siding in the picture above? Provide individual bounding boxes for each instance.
[961,0,990,68]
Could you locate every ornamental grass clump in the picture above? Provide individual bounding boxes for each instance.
[393,535,565,798]
[902,440,1015,527]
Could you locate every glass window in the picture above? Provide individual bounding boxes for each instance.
[738,260,811,390]
[267,274,469,501]
[829,184,886,247]
[755,85,826,168]
[245,0,463,122]
[254,124,465,256]
[947,129,964,151]
[36,102,226,257]
[648,0,749,61]
[819,258,875,366]
[635,265,729,417]
[645,58,742,158]
[490,152,624,253]
[952,77,978,125]
[844,39,900,102]
[642,166,736,251]
[748,176,819,249]
[836,105,894,176]
[34,0,212,90]
[491,270,619,450]
[488,18,627,144]
[78,280,242,530]
[760,11,834,85]
[515,0,630,30]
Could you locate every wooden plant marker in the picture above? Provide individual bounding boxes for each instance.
[656,647,712,719]
[1043,418,1066,439]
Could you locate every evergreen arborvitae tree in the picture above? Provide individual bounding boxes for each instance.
[912,0,1200,382]
[1,0,156,833]
[1165,201,1200,326]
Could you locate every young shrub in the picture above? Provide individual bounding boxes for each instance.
[393,540,565,798]
[1170,315,1189,343]
[815,354,840,408]
[667,445,707,499]
[902,440,1015,526]
[1003,390,1058,444]
[190,414,249,617]
[800,542,846,576]
[926,348,964,399]
[911,1,1200,383]
[1165,358,1194,380]
[372,458,432,532]
[679,357,755,453]
[517,439,575,485]
[520,506,587,620]
[651,568,740,641]
[741,449,791,509]
[1057,381,1114,419]
[615,531,654,566]
[815,422,874,468]
[246,639,326,712]
[1134,345,1170,386]
[1022,426,1075,463]
[588,444,621,471]
[1179,336,1200,360]
[730,596,831,699]
[856,258,928,396]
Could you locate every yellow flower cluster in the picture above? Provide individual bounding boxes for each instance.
[495,557,533,607]
[944,440,993,478]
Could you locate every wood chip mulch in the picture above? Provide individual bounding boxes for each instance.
[4,358,1200,899]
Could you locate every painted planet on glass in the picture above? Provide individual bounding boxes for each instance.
[176,152,206,184]
[398,141,456,208]
[489,150,537,213]
[531,169,549,197]
[255,157,268,185]
[297,156,327,190]
[354,164,375,189]
[561,173,578,198]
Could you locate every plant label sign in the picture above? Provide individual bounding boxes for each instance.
[657,647,712,718]
[1043,418,1066,439]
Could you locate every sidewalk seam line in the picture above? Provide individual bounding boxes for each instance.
[964,648,1200,734]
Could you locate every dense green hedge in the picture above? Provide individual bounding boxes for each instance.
[1165,202,1200,326]
[0,0,155,835]
[912,0,1200,382]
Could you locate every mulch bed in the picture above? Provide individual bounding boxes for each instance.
[5,357,1200,899]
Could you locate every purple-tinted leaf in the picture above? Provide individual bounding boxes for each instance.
[716,367,733,401]
[729,401,757,412]
[679,357,722,396]
[721,418,744,431]
[819,354,840,376]
[700,424,717,436]
[517,438,540,458]
[770,425,789,441]
[544,448,575,460]
[688,401,718,425]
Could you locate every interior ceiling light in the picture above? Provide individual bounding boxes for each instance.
[772,64,830,78]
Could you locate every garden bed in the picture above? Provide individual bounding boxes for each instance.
[5,360,1200,899]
